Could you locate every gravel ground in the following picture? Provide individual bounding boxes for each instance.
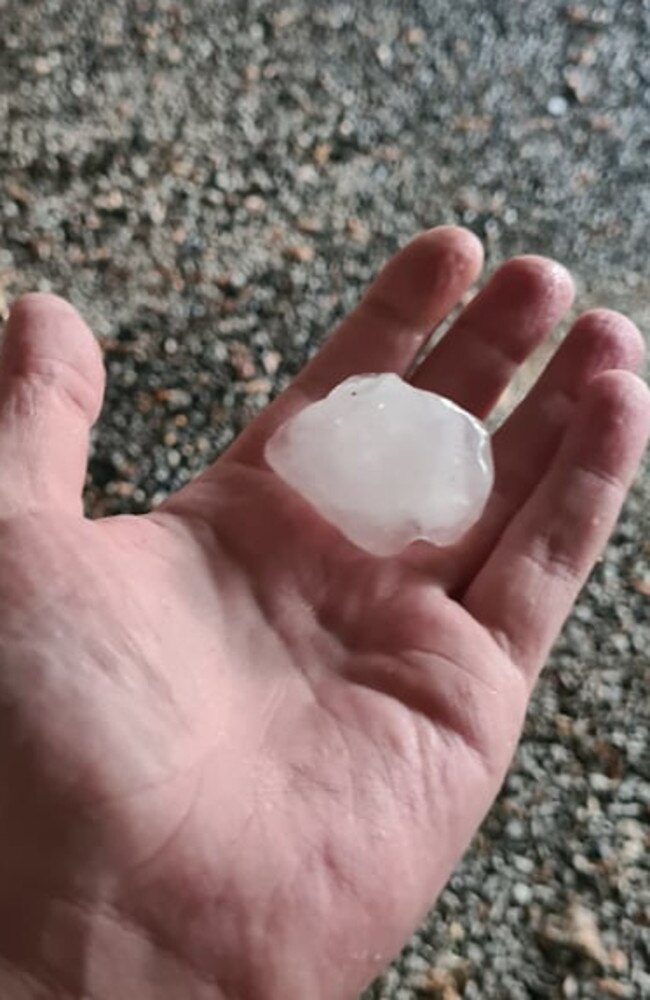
[1,1,649,997]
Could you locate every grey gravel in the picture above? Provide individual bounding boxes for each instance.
[1,1,649,998]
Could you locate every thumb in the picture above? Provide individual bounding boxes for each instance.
[0,293,106,515]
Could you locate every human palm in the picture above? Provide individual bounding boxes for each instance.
[0,228,647,1000]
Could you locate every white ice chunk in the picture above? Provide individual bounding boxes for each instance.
[265,373,494,557]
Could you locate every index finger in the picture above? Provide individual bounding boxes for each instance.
[225,226,483,466]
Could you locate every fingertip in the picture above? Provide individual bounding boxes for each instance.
[7,291,79,319]
[569,309,645,371]
[1,292,105,423]
[583,368,650,421]
[400,225,485,306]
[420,225,485,278]
[367,225,485,332]
[5,292,85,332]
[423,223,484,249]
[4,292,104,369]
[492,255,575,311]
[570,370,650,481]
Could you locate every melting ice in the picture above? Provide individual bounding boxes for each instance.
[265,373,494,557]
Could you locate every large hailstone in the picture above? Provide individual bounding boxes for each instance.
[265,373,494,557]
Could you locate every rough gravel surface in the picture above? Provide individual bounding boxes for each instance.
[1,2,649,998]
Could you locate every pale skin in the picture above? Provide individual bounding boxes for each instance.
[0,227,648,1000]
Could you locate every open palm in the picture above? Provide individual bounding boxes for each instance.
[0,228,647,1000]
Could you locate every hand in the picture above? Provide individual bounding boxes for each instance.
[0,228,647,1000]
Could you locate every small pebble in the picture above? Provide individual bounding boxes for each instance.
[512,882,532,906]
[547,95,569,116]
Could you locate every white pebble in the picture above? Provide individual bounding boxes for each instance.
[512,882,532,905]
[547,95,569,116]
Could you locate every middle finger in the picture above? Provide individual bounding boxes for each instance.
[410,255,575,416]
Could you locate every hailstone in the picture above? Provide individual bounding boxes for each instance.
[265,372,493,557]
